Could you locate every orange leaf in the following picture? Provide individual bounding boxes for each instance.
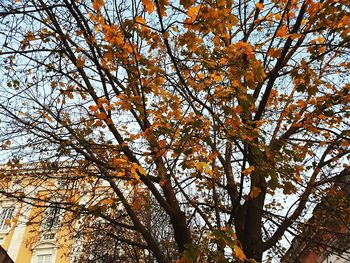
[135,16,146,24]
[295,174,302,183]
[267,47,282,58]
[94,120,103,127]
[96,111,107,120]
[235,105,243,114]
[276,25,288,37]
[250,186,261,199]
[76,57,85,68]
[242,166,255,176]
[158,139,167,148]
[242,134,255,142]
[297,100,307,108]
[255,2,264,10]
[92,0,104,10]
[233,245,247,261]
[5,218,11,227]
[141,0,155,14]
[187,5,201,21]
[101,198,114,206]
[159,178,167,186]
[89,105,99,112]
[180,0,195,8]
[275,13,282,20]
[245,71,255,89]
[113,158,127,166]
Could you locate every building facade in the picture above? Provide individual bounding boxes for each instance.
[0,164,95,263]
[0,164,150,263]
[0,189,73,263]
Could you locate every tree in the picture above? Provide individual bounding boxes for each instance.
[0,0,349,261]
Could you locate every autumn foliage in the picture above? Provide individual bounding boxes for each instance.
[0,0,349,262]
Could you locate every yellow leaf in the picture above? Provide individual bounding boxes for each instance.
[317,36,325,43]
[135,16,146,24]
[275,13,282,20]
[138,165,147,176]
[196,162,213,175]
[130,163,147,180]
[212,74,222,81]
[187,5,201,21]
[130,163,138,180]
[233,245,247,261]
[116,171,125,177]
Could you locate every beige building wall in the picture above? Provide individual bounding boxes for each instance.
[0,199,73,263]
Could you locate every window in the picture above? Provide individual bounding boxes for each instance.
[36,254,52,263]
[31,243,56,263]
[0,207,14,231]
[42,207,61,230]
[42,232,56,241]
